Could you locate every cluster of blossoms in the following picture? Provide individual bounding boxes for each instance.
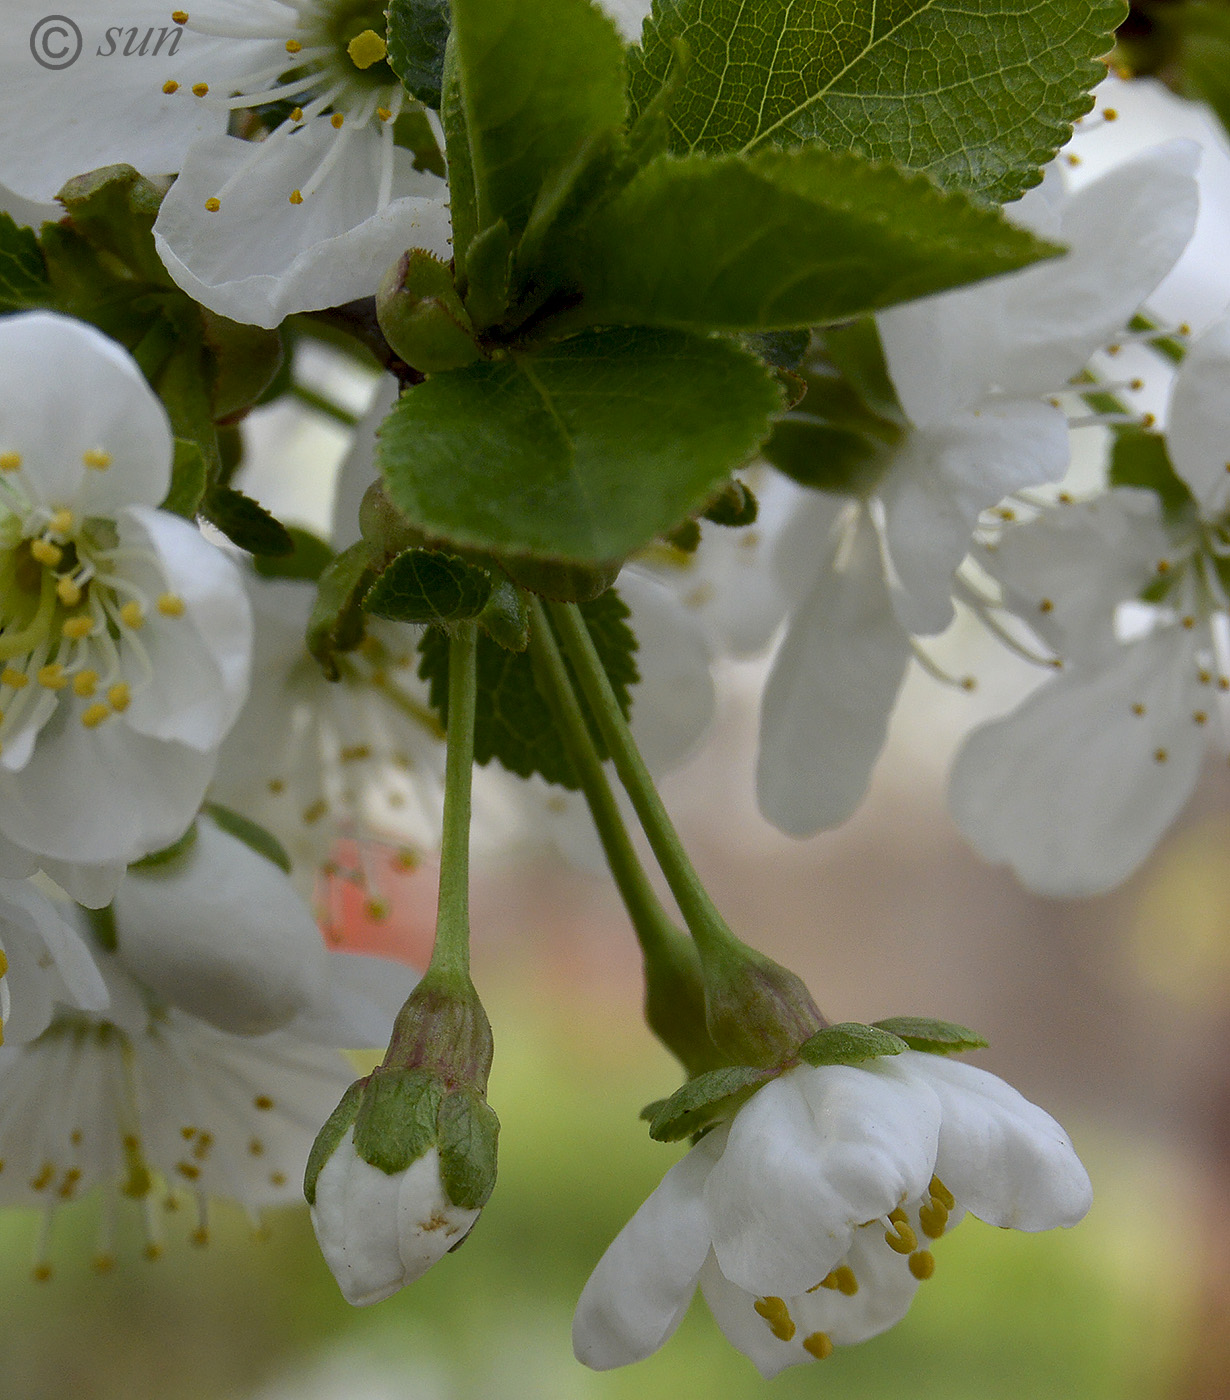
[0,0,1224,1384]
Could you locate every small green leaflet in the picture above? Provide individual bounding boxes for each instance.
[630,0,1124,203]
[387,0,451,107]
[418,589,638,788]
[379,327,780,566]
[647,1064,774,1142]
[567,149,1059,333]
[871,1017,989,1054]
[0,215,50,312]
[797,1022,908,1066]
[364,549,495,625]
[201,486,294,558]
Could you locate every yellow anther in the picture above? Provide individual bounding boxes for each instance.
[48,509,73,534]
[396,848,419,870]
[285,38,302,52]
[376,106,392,121]
[171,9,188,21]
[248,1138,265,1156]
[37,664,66,691]
[191,1227,210,1247]
[1195,710,1209,726]
[1066,153,1081,166]
[176,1161,200,1180]
[163,79,179,93]
[918,1199,949,1239]
[1141,412,1156,429]
[108,682,131,712]
[813,1264,859,1295]
[0,452,22,471]
[192,82,209,96]
[802,1332,833,1360]
[62,615,94,641]
[930,1176,955,1210]
[157,592,185,618]
[30,1161,54,1191]
[0,948,7,977]
[267,778,285,794]
[364,897,389,921]
[254,1095,274,1111]
[290,106,303,122]
[753,1296,796,1342]
[32,1263,53,1283]
[1182,615,1196,630]
[1038,598,1053,613]
[204,197,221,212]
[80,702,111,729]
[302,799,327,825]
[289,189,304,205]
[884,1209,918,1255]
[1156,559,1171,574]
[909,1250,936,1280]
[1131,702,1145,716]
[30,538,62,567]
[92,1254,116,1274]
[1221,677,1230,692]
[269,1171,287,1187]
[1103,107,1118,120]
[1154,748,1168,764]
[82,448,111,470]
[57,1167,82,1199]
[144,1243,163,1261]
[1,668,27,689]
[331,111,345,129]
[347,28,388,69]
[57,577,82,606]
[73,670,99,698]
[120,601,144,629]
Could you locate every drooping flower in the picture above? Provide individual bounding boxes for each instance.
[0,877,108,1045]
[573,1050,1091,1377]
[756,142,1200,838]
[0,312,251,897]
[949,317,1230,895]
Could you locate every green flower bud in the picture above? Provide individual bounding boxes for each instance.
[377,250,483,373]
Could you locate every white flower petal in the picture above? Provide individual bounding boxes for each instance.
[878,401,1070,636]
[0,879,107,1042]
[1166,317,1230,513]
[758,508,911,836]
[704,1065,940,1298]
[596,0,654,42]
[331,376,399,551]
[902,1053,1092,1230]
[573,1130,722,1369]
[289,951,421,1050]
[949,625,1208,896]
[153,132,451,327]
[0,313,172,510]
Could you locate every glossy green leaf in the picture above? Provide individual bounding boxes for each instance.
[629,0,1125,202]
[568,149,1059,332]
[388,0,451,107]
[379,326,780,566]
[364,549,495,625]
[202,487,294,558]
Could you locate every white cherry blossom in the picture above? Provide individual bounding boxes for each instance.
[757,142,1200,837]
[0,313,250,894]
[573,1050,1091,1377]
[0,878,108,1045]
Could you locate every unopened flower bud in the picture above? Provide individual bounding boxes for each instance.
[377,250,483,373]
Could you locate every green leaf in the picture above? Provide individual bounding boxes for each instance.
[445,0,627,257]
[201,803,292,875]
[1109,428,1195,521]
[418,588,637,787]
[352,1067,444,1175]
[648,1064,774,1142]
[303,1080,365,1204]
[364,548,495,625]
[309,541,378,680]
[128,821,199,872]
[162,438,208,519]
[629,0,1124,202]
[568,149,1059,333]
[253,527,335,582]
[379,326,781,566]
[202,487,295,557]
[871,1017,989,1055]
[55,163,168,284]
[1172,2,1230,139]
[437,1088,500,1210]
[388,0,451,107]
[200,311,284,421]
[0,214,51,312]
[797,1021,908,1067]
[762,417,888,496]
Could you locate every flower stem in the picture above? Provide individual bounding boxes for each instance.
[428,622,478,984]
[547,600,739,964]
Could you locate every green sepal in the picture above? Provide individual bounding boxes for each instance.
[647,1064,774,1142]
[201,486,295,557]
[378,325,781,567]
[460,219,514,331]
[797,1021,908,1067]
[701,479,758,528]
[201,802,292,875]
[638,1097,669,1123]
[162,438,208,519]
[871,1017,989,1055]
[476,579,530,651]
[762,418,887,496]
[387,0,451,107]
[303,1079,366,1205]
[309,541,379,680]
[0,214,51,312]
[436,1087,500,1210]
[200,311,284,422]
[497,558,621,603]
[418,588,637,787]
[253,527,335,583]
[1109,428,1195,522]
[54,164,168,285]
[364,548,495,625]
[376,249,482,374]
[666,518,701,553]
[352,1066,445,1176]
[819,320,906,426]
[128,820,199,872]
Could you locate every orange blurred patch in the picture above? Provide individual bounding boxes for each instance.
[316,839,438,967]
